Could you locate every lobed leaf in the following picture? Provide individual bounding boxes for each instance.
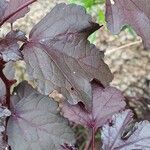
[0,30,27,62]
[22,3,113,108]
[0,0,36,25]
[101,110,150,150]
[61,81,126,129]
[4,0,33,23]
[106,0,150,49]
[7,81,75,150]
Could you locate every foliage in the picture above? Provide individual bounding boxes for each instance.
[102,110,150,150]
[106,0,150,49]
[0,0,150,150]
[68,0,106,44]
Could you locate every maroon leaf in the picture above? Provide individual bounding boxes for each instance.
[7,81,75,150]
[5,30,27,42]
[0,30,26,62]
[22,4,113,108]
[106,0,150,49]
[61,82,125,129]
[0,62,15,103]
[101,110,150,150]
[0,0,8,22]
[0,0,36,25]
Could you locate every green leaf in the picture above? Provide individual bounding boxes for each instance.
[97,9,105,24]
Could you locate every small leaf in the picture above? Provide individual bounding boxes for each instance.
[0,106,11,132]
[0,106,11,117]
[2,0,36,24]
[98,10,105,24]
[7,81,75,150]
[22,3,113,108]
[61,81,125,129]
[101,110,150,150]
[106,0,150,49]
[6,30,27,42]
[0,30,26,62]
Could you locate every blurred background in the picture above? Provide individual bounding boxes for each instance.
[1,0,149,149]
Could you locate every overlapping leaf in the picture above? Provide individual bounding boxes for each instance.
[7,82,75,150]
[61,81,125,129]
[101,110,150,150]
[106,0,150,49]
[0,30,26,63]
[0,0,8,22]
[3,0,36,23]
[0,62,15,103]
[22,3,113,108]
[0,0,36,25]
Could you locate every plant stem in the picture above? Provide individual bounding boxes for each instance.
[84,134,92,150]
[92,127,95,150]
[0,69,11,109]
[84,128,98,150]
[0,67,15,149]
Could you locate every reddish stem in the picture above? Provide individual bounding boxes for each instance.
[84,134,92,150]
[92,127,95,150]
[0,0,37,26]
[0,69,12,109]
[84,128,98,150]
[0,67,15,149]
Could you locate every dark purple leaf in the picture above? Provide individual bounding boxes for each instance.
[22,3,113,108]
[61,82,125,129]
[7,81,75,150]
[106,0,150,49]
[5,30,27,42]
[101,110,150,150]
[0,0,8,22]
[0,30,26,62]
[2,0,36,24]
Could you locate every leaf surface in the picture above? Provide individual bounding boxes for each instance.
[22,3,113,108]
[101,110,150,150]
[106,0,150,49]
[0,30,26,62]
[0,0,36,25]
[61,82,125,129]
[7,81,75,150]
[0,0,8,22]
